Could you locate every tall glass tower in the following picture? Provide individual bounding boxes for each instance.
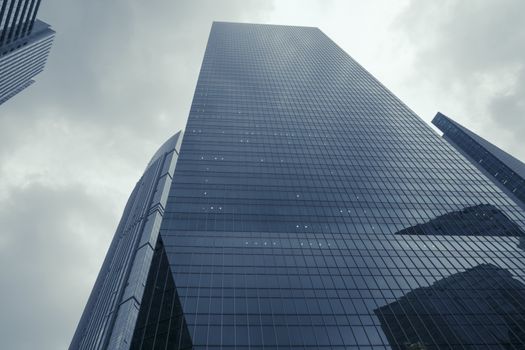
[433,112,525,209]
[71,22,525,349]
[0,0,54,105]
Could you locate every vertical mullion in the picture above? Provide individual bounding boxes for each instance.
[0,0,10,37]
[6,0,23,43]
[26,0,39,33]
[20,0,36,36]
[0,0,17,46]
[14,0,30,40]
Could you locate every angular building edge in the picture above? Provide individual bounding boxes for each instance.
[70,131,183,350]
[0,19,55,105]
[432,112,525,209]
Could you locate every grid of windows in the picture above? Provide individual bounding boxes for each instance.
[375,264,525,349]
[155,22,525,349]
[131,239,193,350]
[433,112,525,208]
[70,133,182,350]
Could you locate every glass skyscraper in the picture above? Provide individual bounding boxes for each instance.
[433,112,525,209]
[0,0,54,105]
[71,22,525,349]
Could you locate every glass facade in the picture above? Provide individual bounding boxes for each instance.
[72,22,525,349]
[375,263,525,349]
[157,22,525,349]
[70,133,183,350]
[433,112,525,208]
[0,0,42,48]
[0,0,54,105]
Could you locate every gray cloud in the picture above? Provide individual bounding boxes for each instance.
[395,0,525,161]
[1,1,524,349]
[489,66,525,142]
[0,183,114,350]
[0,1,273,349]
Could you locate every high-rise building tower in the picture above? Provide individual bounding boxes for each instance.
[71,22,525,349]
[0,0,54,105]
[433,112,525,208]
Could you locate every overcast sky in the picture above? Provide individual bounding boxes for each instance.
[0,1,524,349]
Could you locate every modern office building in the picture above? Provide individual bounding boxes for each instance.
[70,132,184,350]
[0,0,54,105]
[433,112,525,208]
[71,22,525,349]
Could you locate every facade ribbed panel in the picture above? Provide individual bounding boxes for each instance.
[433,112,525,208]
[0,0,53,106]
[70,133,183,350]
[0,27,53,103]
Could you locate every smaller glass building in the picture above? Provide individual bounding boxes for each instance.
[0,1,54,105]
[433,112,525,208]
[70,133,183,350]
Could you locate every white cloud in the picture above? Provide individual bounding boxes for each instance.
[393,0,525,161]
[0,183,114,350]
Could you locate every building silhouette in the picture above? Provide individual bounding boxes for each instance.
[395,204,525,237]
[70,132,183,350]
[375,264,525,349]
[0,0,54,105]
[433,112,525,208]
[71,22,525,349]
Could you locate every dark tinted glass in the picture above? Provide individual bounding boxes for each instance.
[159,22,525,349]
